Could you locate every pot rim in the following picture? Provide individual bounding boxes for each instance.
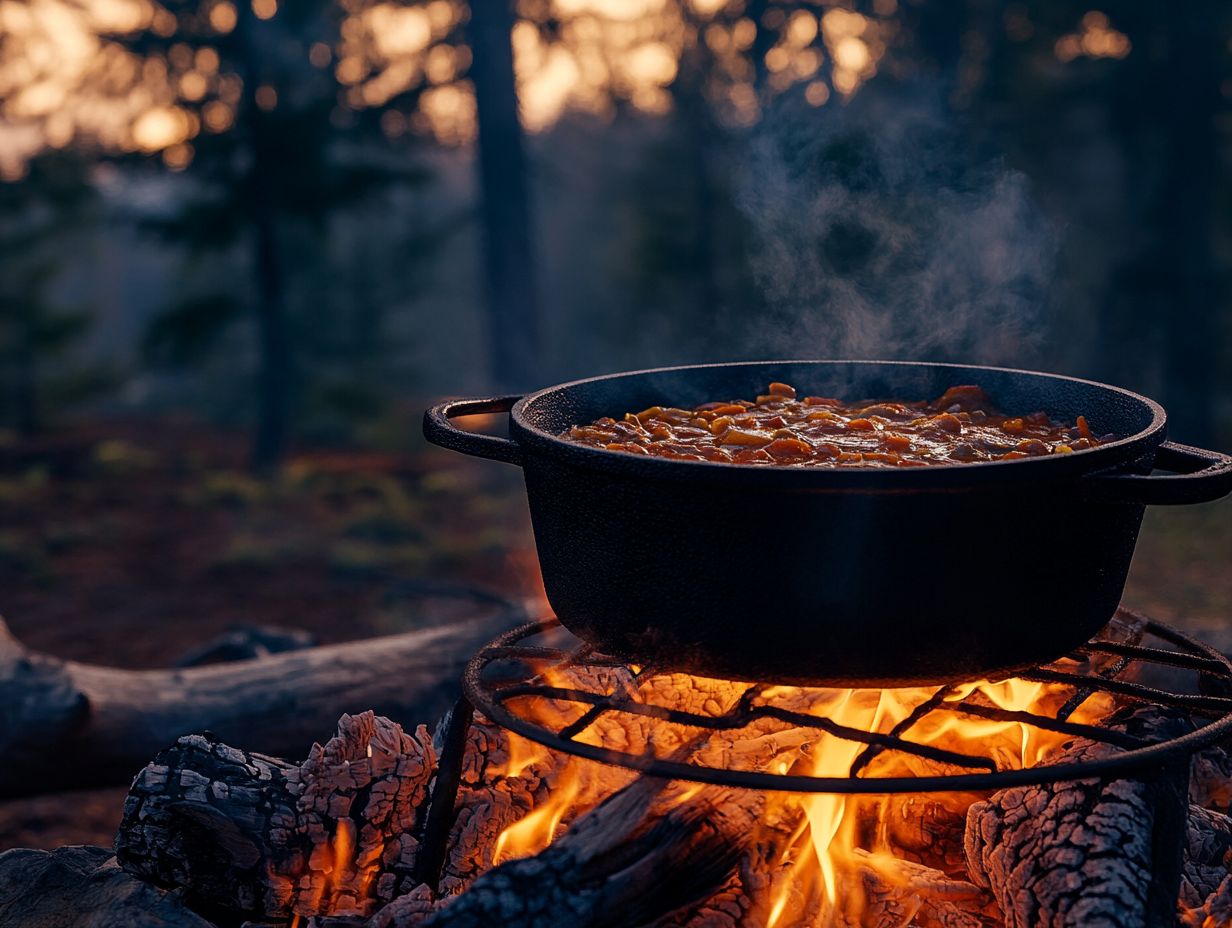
[508,359,1167,489]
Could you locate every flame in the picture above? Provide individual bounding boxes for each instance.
[297,816,382,920]
[757,677,1113,924]
[491,655,608,864]
[484,635,1114,926]
[494,749,584,863]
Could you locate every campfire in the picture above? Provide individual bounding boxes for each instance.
[109,606,1232,928]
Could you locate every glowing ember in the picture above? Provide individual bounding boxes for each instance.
[487,663,1115,925]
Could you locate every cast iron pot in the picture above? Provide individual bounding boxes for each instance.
[424,361,1232,686]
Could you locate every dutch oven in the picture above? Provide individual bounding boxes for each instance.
[424,361,1232,686]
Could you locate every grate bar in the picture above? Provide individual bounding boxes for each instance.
[1057,654,1132,722]
[848,685,957,777]
[1020,668,1232,715]
[498,682,998,772]
[1075,641,1229,674]
[951,701,1146,750]
[464,615,1232,794]
[556,663,659,742]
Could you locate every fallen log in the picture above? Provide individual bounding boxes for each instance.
[0,606,518,799]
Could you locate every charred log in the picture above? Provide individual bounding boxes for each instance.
[116,713,435,920]
[1180,804,1232,908]
[371,778,762,928]
[1181,872,1232,928]
[963,709,1195,928]
[1191,745,1232,814]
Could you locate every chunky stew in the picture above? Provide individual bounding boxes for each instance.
[564,383,1114,467]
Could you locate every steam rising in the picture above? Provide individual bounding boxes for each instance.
[737,89,1058,366]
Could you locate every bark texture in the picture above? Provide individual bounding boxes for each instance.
[0,610,513,798]
[116,713,434,920]
[963,709,1195,928]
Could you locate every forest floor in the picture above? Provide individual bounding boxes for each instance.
[0,416,1229,851]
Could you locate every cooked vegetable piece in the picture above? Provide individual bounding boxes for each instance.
[566,384,1111,468]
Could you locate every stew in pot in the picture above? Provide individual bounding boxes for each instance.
[564,383,1114,467]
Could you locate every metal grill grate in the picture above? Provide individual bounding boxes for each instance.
[461,609,1232,794]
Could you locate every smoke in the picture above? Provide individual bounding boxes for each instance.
[734,86,1059,366]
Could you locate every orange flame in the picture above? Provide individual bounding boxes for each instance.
[299,816,382,920]
[493,749,583,863]
[486,649,1114,926]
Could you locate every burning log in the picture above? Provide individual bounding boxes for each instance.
[967,766,1158,927]
[963,708,1197,928]
[846,851,999,928]
[116,713,436,919]
[0,610,515,799]
[115,710,764,928]
[371,778,762,928]
[1182,805,1232,908]
[876,792,973,878]
[1191,745,1232,813]
[659,870,747,927]
[1181,873,1232,928]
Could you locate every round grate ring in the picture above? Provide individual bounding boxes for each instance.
[463,611,1232,794]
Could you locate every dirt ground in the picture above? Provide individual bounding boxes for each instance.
[0,418,1229,851]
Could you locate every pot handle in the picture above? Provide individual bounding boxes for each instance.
[423,395,524,466]
[1083,441,1232,505]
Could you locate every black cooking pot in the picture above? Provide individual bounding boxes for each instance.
[424,361,1232,686]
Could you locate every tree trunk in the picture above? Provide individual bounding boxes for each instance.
[237,5,293,472]
[467,0,541,390]
[14,312,36,437]
[1159,1,1220,448]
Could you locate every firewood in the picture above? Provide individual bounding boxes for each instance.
[370,777,763,928]
[1191,745,1232,814]
[436,715,636,895]
[437,665,780,896]
[116,712,435,920]
[110,651,807,923]
[0,609,515,799]
[846,850,1000,928]
[85,607,1232,928]
[1181,805,1232,908]
[965,776,1154,928]
[963,708,1194,928]
[661,870,746,927]
[1180,872,1232,928]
